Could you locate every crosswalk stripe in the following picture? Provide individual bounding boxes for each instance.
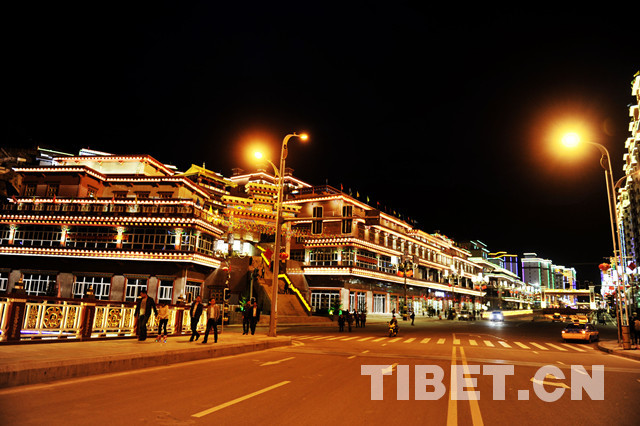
[561,343,585,352]
[546,343,568,351]
[403,338,416,343]
[341,336,359,341]
[358,337,374,342]
[420,338,431,344]
[515,342,530,349]
[484,340,495,347]
[469,339,478,346]
[372,337,386,342]
[311,336,331,340]
[389,337,402,343]
[453,338,461,345]
[529,342,549,350]
[327,336,344,340]
[437,338,446,344]
[498,341,512,348]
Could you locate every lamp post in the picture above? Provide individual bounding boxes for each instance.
[257,132,307,337]
[562,133,632,348]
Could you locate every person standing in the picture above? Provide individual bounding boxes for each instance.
[156,301,170,342]
[134,290,157,341]
[202,299,221,344]
[242,299,252,335]
[361,311,366,328]
[354,310,360,328]
[338,313,345,332]
[189,295,203,341]
[410,311,415,326]
[249,297,259,335]
[632,313,640,348]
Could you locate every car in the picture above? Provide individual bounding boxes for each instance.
[561,323,599,342]
[489,310,504,321]
[573,314,589,324]
[458,310,471,320]
[551,312,563,322]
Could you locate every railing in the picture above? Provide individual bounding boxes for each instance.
[0,295,216,342]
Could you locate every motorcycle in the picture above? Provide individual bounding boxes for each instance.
[388,321,398,337]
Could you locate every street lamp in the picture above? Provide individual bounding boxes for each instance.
[256,132,308,337]
[562,132,632,349]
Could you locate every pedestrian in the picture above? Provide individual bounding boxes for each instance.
[410,311,415,326]
[338,313,345,332]
[354,310,360,328]
[346,311,353,332]
[202,298,221,344]
[156,301,170,342]
[242,299,251,335]
[361,311,366,328]
[134,290,157,341]
[632,313,640,347]
[189,295,203,341]
[249,297,259,335]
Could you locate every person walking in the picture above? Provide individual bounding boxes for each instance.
[632,313,640,348]
[346,311,353,332]
[156,301,170,342]
[189,295,203,341]
[410,311,415,326]
[134,290,157,341]
[338,313,345,332]
[202,298,221,344]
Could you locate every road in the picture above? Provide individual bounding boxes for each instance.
[1,316,639,425]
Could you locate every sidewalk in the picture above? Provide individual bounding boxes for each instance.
[0,328,291,388]
[596,339,640,361]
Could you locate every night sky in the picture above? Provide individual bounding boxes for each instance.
[4,4,639,283]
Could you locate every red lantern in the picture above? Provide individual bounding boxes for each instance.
[628,262,637,270]
[599,263,611,272]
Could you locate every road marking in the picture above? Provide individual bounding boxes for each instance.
[530,375,570,389]
[372,337,386,342]
[546,343,568,351]
[362,350,369,354]
[561,344,585,352]
[311,336,331,340]
[484,340,495,347]
[498,341,512,348]
[347,355,356,359]
[389,337,402,343]
[469,339,478,346]
[447,346,457,426]
[453,333,460,345]
[341,336,359,341]
[514,342,530,349]
[327,336,344,340]
[295,336,314,340]
[529,342,549,350]
[420,338,431,344]
[192,381,291,417]
[460,347,484,426]
[404,338,416,343]
[382,363,398,374]
[437,338,446,344]
[260,356,295,366]
[358,337,374,342]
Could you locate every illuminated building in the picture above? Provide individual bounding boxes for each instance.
[0,151,227,302]
[618,73,640,310]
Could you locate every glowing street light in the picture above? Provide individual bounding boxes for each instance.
[562,132,632,349]
[255,132,308,337]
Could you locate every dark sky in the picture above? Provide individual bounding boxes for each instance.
[4,3,639,283]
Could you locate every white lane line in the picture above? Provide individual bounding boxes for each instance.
[469,339,478,346]
[420,338,432,344]
[192,381,290,417]
[347,355,356,359]
[546,343,568,351]
[515,342,530,349]
[358,337,374,342]
[404,338,416,343]
[260,357,295,367]
[530,342,549,350]
[498,341,512,348]
[484,340,495,347]
[437,338,446,345]
[561,344,585,352]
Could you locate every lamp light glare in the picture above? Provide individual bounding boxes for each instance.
[562,132,580,148]
[254,152,263,160]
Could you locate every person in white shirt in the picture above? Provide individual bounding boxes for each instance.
[203,298,221,344]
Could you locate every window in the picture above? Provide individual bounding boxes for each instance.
[113,191,128,199]
[87,186,98,198]
[134,191,150,199]
[158,192,173,199]
[309,248,338,266]
[46,184,59,197]
[73,276,111,300]
[185,281,201,301]
[310,291,340,313]
[12,225,62,247]
[341,205,353,234]
[125,278,148,302]
[373,294,386,313]
[312,206,323,235]
[23,273,57,296]
[0,272,8,292]
[24,184,36,197]
[158,279,174,304]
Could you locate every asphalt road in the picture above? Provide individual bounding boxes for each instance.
[1,317,639,425]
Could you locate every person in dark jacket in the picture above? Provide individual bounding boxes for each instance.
[242,300,252,335]
[134,290,157,341]
[189,295,204,341]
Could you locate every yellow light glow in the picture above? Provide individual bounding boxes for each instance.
[254,151,264,160]
[562,132,580,148]
[299,133,309,141]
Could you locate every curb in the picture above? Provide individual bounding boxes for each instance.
[596,340,640,361]
[0,337,292,389]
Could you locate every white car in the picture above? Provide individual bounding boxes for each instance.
[489,311,504,321]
